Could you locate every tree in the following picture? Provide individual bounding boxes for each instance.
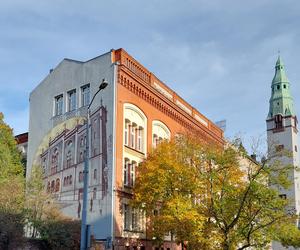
[0,112,25,248]
[26,165,81,249]
[132,134,300,249]
[0,112,24,210]
[26,165,56,237]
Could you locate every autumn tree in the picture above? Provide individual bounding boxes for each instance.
[132,134,300,250]
[26,165,81,249]
[0,112,25,248]
[26,165,57,237]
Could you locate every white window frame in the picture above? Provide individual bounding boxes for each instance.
[130,123,136,149]
[124,158,129,186]
[81,84,90,107]
[124,119,130,146]
[54,94,63,116]
[130,161,136,187]
[137,127,143,151]
[67,89,76,112]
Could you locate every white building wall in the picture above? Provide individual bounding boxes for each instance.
[267,117,300,250]
[27,51,116,240]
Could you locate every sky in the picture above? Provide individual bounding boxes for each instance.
[1,0,300,153]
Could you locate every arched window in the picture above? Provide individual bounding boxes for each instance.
[69,175,72,185]
[66,150,72,168]
[152,121,171,148]
[124,104,147,153]
[93,188,97,200]
[275,114,283,129]
[51,180,55,192]
[47,182,50,192]
[42,157,47,174]
[93,169,97,180]
[79,171,83,182]
[51,147,59,174]
[55,178,60,192]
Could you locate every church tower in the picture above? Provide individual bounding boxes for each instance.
[266,56,300,218]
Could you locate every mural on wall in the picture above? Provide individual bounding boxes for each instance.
[34,101,112,237]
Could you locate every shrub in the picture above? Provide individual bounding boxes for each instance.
[37,218,81,250]
[0,212,25,249]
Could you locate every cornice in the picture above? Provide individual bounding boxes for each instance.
[118,68,224,145]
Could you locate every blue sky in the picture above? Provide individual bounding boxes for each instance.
[1,0,300,153]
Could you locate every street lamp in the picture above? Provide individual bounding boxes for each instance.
[80,79,109,250]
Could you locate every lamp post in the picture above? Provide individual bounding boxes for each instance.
[80,79,108,250]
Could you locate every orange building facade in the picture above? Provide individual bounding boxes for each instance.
[112,49,224,249]
[27,48,223,250]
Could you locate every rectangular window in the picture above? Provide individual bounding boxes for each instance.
[124,159,129,186]
[124,121,129,146]
[130,125,136,148]
[137,128,143,151]
[67,89,76,111]
[54,94,63,116]
[130,162,136,187]
[131,208,137,231]
[81,84,90,107]
[124,204,129,230]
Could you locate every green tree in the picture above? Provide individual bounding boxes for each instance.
[26,165,81,249]
[132,134,300,249]
[26,165,55,237]
[0,112,25,248]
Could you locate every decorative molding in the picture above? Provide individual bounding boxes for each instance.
[194,114,208,127]
[153,82,173,100]
[113,48,223,142]
[175,99,192,115]
[118,72,223,144]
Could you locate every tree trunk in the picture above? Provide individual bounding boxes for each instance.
[222,232,230,250]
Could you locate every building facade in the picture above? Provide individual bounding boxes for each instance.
[15,132,28,171]
[27,49,224,249]
[266,57,300,250]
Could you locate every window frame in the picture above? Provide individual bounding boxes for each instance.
[81,84,90,107]
[67,89,76,112]
[54,94,64,116]
[124,158,130,186]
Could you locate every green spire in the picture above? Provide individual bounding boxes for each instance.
[267,56,295,119]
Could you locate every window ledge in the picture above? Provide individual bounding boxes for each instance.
[124,145,145,157]
[123,229,144,234]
